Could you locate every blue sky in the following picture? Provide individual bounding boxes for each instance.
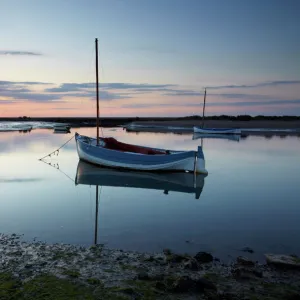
[1,0,300,116]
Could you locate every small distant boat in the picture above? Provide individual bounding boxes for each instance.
[0,125,33,132]
[53,124,71,133]
[75,38,208,175]
[193,127,241,135]
[195,88,241,135]
[75,160,206,199]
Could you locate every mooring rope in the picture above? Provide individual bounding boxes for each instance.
[39,159,75,183]
[38,134,75,160]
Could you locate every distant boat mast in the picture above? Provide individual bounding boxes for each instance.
[201,88,207,128]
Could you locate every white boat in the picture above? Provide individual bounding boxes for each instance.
[0,125,32,132]
[53,125,71,134]
[75,160,206,199]
[193,126,241,135]
[75,133,207,174]
[75,38,208,175]
[195,88,241,135]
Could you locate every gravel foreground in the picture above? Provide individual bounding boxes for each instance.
[1,233,300,299]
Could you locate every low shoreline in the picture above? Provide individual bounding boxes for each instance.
[123,120,300,136]
[1,118,300,136]
[1,233,299,299]
[130,119,300,130]
[1,117,300,129]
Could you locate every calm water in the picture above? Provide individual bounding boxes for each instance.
[1,127,300,262]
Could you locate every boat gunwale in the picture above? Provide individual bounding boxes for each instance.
[75,132,197,156]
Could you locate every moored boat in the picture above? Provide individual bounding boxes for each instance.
[75,38,208,175]
[195,88,241,135]
[53,124,71,133]
[193,126,241,135]
[0,125,33,132]
[75,133,207,174]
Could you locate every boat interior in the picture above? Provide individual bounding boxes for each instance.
[99,137,169,155]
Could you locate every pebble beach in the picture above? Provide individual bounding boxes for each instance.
[1,233,300,299]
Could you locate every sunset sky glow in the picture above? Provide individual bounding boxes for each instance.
[1,0,300,117]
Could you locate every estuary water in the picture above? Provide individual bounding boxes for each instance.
[0,126,299,262]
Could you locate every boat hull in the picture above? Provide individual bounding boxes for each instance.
[193,126,241,135]
[53,125,71,133]
[75,133,207,174]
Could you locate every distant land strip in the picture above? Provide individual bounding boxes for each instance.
[0,115,300,129]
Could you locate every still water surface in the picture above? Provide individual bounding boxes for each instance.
[0,127,299,262]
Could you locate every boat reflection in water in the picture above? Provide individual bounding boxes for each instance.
[75,160,207,244]
[75,160,207,200]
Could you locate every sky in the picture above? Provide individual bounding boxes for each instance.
[0,0,300,117]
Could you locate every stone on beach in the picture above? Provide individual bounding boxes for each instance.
[170,275,217,293]
[182,258,200,271]
[265,254,300,269]
[236,256,255,267]
[194,251,214,263]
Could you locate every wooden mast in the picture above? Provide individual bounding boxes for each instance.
[201,88,207,128]
[95,38,100,145]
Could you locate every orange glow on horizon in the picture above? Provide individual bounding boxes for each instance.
[2,101,299,117]
[1,83,300,117]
